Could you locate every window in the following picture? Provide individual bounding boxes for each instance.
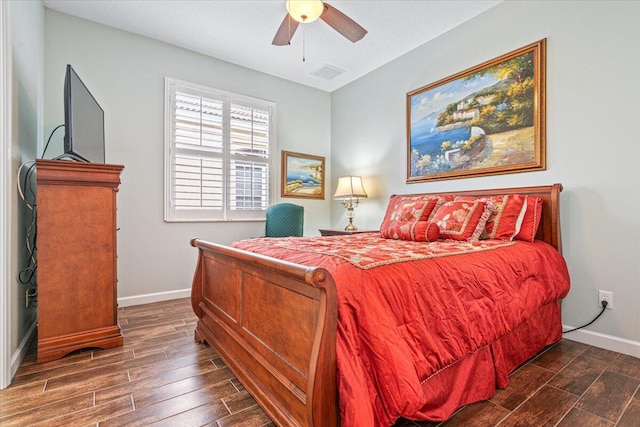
[164,78,275,222]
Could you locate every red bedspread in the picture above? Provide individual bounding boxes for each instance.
[232,234,570,427]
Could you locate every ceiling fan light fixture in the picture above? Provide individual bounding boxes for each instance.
[286,0,324,23]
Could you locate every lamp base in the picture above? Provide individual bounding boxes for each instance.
[344,218,357,231]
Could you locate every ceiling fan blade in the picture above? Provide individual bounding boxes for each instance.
[320,3,367,43]
[272,14,300,46]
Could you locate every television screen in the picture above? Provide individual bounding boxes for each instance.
[63,65,105,163]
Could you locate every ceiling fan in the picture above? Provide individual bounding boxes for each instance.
[272,0,367,46]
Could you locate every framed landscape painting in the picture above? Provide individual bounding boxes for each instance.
[407,39,546,183]
[281,151,325,199]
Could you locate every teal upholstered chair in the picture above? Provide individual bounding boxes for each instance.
[265,203,304,237]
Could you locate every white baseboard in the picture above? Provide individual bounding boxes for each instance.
[562,325,640,359]
[10,319,37,380]
[117,288,191,307]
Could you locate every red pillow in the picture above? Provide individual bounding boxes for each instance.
[380,194,443,241]
[380,194,442,223]
[455,194,527,240]
[515,196,543,242]
[431,199,493,241]
[424,221,440,242]
[381,220,440,242]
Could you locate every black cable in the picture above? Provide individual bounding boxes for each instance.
[23,162,37,206]
[41,124,65,159]
[563,301,608,333]
[18,162,39,287]
[18,262,37,285]
[18,220,37,286]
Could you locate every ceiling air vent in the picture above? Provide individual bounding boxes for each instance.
[310,64,345,80]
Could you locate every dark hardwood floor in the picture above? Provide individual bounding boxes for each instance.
[0,298,638,426]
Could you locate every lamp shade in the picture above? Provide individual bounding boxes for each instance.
[286,0,324,23]
[333,176,368,199]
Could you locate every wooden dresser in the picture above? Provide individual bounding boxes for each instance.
[36,159,124,363]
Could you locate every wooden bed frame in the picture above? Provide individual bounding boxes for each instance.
[190,183,563,427]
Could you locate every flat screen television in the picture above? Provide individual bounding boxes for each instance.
[62,64,105,163]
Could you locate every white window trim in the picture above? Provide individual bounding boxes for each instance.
[163,77,276,223]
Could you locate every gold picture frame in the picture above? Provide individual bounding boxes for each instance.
[407,39,546,183]
[281,151,325,199]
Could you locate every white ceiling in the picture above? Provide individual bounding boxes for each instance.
[43,0,501,92]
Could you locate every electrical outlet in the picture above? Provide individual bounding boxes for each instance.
[598,290,613,310]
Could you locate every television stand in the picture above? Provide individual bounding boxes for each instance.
[36,159,124,363]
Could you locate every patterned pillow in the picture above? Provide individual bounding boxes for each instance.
[431,199,494,241]
[381,194,443,222]
[455,194,527,240]
[515,196,543,242]
[381,220,440,242]
[380,195,443,240]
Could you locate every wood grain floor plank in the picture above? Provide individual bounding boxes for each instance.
[95,360,219,404]
[43,352,166,394]
[230,378,244,392]
[1,386,95,416]
[121,331,193,354]
[490,363,555,410]
[126,307,193,320]
[498,385,578,426]
[120,315,193,332]
[122,308,192,323]
[608,353,640,381]
[576,370,640,422]
[10,350,136,387]
[162,339,218,360]
[30,395,135,427]
[223,390,267,415]
[617,388,640,427]
[128,349,218,382]
[531,339,589,372]
[122,324,185,342]
[99,382,236,426]
[439,400,510,426]
[214,404,273,427]
[398,419,439,427]
[174,323,198,334]
[118,300,191,318]
[147,400,229,427]
[582,345,622,363]
[556,407,615,426]
[0,379,46,404]
[13,350,92,378]
[124,334,197,359]
[133,368,236,409]
[0,392,94,427]
[549,354,609,396]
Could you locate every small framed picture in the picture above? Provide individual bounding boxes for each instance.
[281,151,325,199]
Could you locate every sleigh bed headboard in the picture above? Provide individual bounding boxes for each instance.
[410,183,563,253]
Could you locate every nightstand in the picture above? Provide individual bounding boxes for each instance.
[319,229,378,236]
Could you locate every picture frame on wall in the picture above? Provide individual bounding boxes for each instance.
[281,151,325,199]
[407,38,546,183]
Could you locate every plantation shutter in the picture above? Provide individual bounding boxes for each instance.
[165,79,274,222]
[229,103,270,212]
